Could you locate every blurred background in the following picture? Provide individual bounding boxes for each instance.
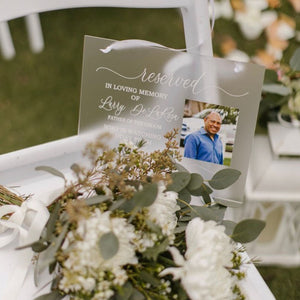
[0,2,299,299]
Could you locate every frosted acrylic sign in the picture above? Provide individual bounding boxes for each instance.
[79,36,265,203]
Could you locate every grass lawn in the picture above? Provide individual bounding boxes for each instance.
[0,7,299,298]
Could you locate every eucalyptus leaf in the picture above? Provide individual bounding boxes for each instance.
[179,216,192,222]
[31,241,49,252]
[129,289,145,300]
[262,84,290,96]
[142,238,169,260]
[49,261,57,275]
[85,195,112,206]
[186,173,204,191]
[70,163,81,175]
[140,270,161,287]
[214,197,243,208]
[109,198,127,211]
[232,219,266,243]
[174,224,187,234]
[290,47,300,71]
[167,172,191,192]
[113,281,133,300]
[51,276,60,290]
[35,166,65,180]
[185,182,213,203]
[264,69,278,84]
[178,188,191,206]
[34,223,69,285]
[34,291,64,300]
[46,201,61,240]
[130,183,158,208]
[221,220,237,236]
[99,231,119,260]
[190,205,225,222]
[208,169,241,190]
[175,162,189,173]
[16,239,47,252]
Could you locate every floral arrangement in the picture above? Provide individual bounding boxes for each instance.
[2,130,265,300]
[258,47,300,127]
[212,0,299,67]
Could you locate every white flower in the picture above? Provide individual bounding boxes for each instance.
[147,182,179,237]
[59,210,138,294]
[160,218,236,300]
[276,21,295,40]
[225,49,250,62]
[209,0,233,20]
[235,6,277,39]
[244,0,268,11]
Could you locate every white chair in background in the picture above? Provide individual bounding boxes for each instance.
[24,14,44,54]
[0,14,44,59]
[0,0,213,57]
[0,21,15,59]
[0,0,213,178]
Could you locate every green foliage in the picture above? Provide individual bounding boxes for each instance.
[221,220,237,236]
[131,183,158,208]
[99,232,119,260]
[35,166,66,181]
[264,69,279,84]
[290,48,300,71]
[167,172,191,192]
[190,204,226,222]
[85,195,112,206]
[120,183,158,212]
[259,47,300,126]
[232,219,266,243]
[262,84,290,96]
[186,173,204,191]
[208,168,241,190]
[34,290,64,300]
[20,136,264,300]
[142,238,170,261]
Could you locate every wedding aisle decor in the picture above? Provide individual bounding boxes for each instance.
[0,130,265,300]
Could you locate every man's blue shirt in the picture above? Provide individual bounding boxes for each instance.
[184,127,223,164]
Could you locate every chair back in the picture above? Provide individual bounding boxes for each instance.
[0,0,213,56]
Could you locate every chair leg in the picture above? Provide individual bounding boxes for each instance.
[25,14,44,53]
[0,21,16,60]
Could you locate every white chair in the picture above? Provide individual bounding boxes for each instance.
[0,14,44,59]
[0,2,214,299]
[0,0,213,184]
[0,0,213,56]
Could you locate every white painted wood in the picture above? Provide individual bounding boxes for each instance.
[0,21,15,59]
[25,14,44,53]
[232,134,300,265]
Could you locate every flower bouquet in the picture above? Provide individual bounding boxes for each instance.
[1,130,265,300]
[259,47,300,127]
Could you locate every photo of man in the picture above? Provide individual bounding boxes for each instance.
[181,100,239,166]
[184,111,223,164]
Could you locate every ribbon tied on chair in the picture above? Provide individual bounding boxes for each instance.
[0,198,50,300]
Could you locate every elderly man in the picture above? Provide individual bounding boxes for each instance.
[184,111,223,164]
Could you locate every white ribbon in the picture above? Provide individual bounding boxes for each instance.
[0,198,50,300]
[100,39,204,54]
